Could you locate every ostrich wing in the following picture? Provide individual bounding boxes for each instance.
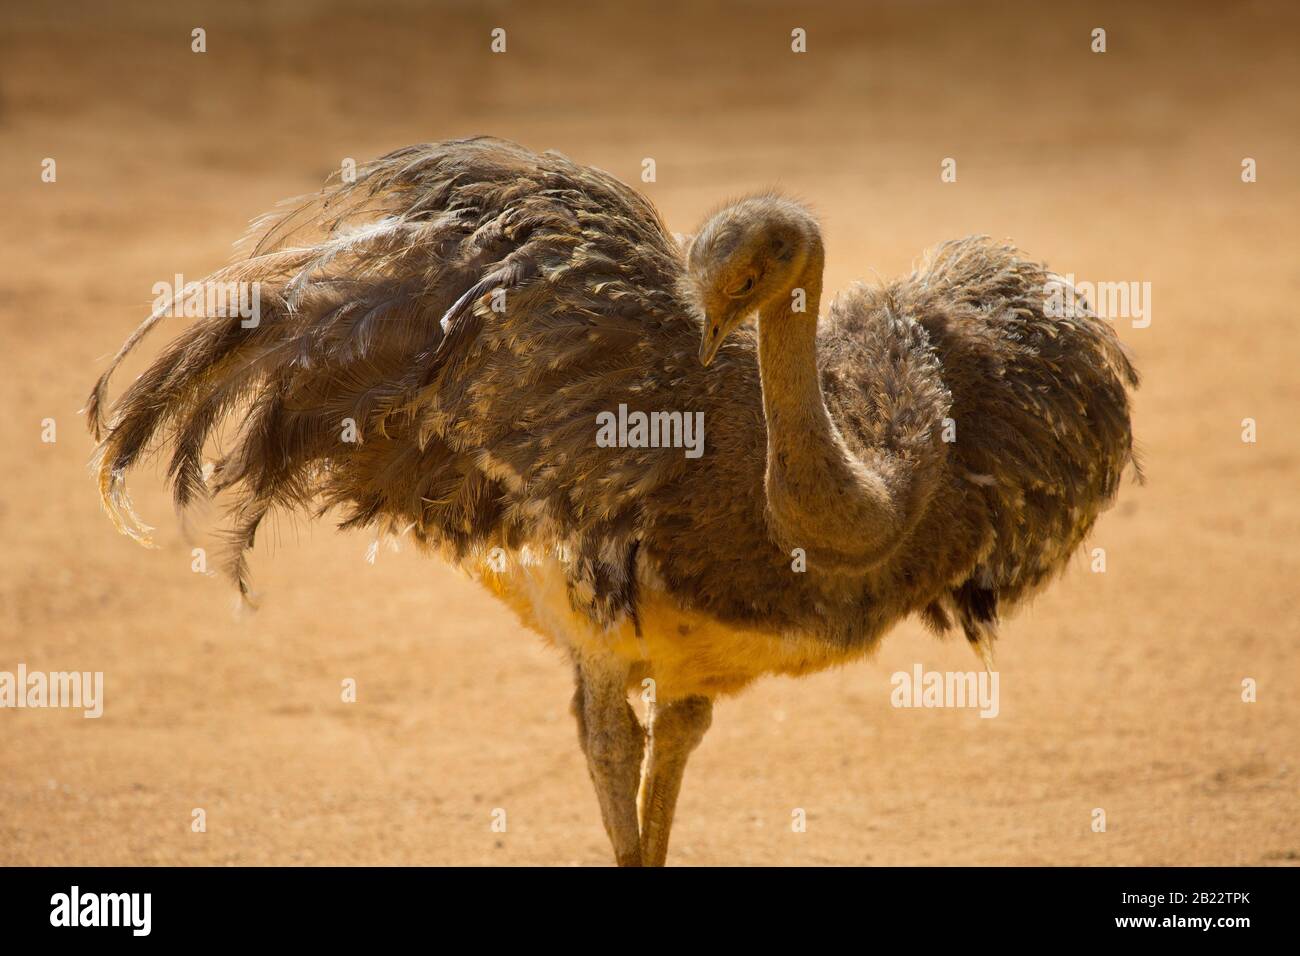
[86,137,699,621]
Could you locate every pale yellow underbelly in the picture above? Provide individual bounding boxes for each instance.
[473,552,868,700]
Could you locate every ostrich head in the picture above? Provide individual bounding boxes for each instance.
[685,195,823,366]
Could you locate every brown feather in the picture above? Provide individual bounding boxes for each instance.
[87,136,1138,647]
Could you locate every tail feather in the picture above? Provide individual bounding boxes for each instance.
[84,155,493,591]
[954,578,999,669]
[83,137,669,602]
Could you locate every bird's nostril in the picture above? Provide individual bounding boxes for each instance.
[711,327,719,338]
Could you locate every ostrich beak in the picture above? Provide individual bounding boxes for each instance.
[698,308,740,367]
[699,318,725,367]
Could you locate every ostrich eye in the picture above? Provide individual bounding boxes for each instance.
[727,276,755,297]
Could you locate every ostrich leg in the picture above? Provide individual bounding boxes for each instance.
[638,695,713,867]
[570,656,644,866]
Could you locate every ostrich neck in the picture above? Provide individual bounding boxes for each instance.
[755,262,903,568]
[756,277,832,453]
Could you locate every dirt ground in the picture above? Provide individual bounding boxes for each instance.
[1,0,1296,866]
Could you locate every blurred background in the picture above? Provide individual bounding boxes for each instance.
[1,0,1296,864]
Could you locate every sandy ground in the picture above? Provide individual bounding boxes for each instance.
[1,0,1296,866]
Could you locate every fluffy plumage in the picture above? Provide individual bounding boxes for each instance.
[87,136,1139,659]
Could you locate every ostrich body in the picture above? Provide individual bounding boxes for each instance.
[87,137,1139,866]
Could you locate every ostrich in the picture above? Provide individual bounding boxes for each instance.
[86,137,1139,866]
